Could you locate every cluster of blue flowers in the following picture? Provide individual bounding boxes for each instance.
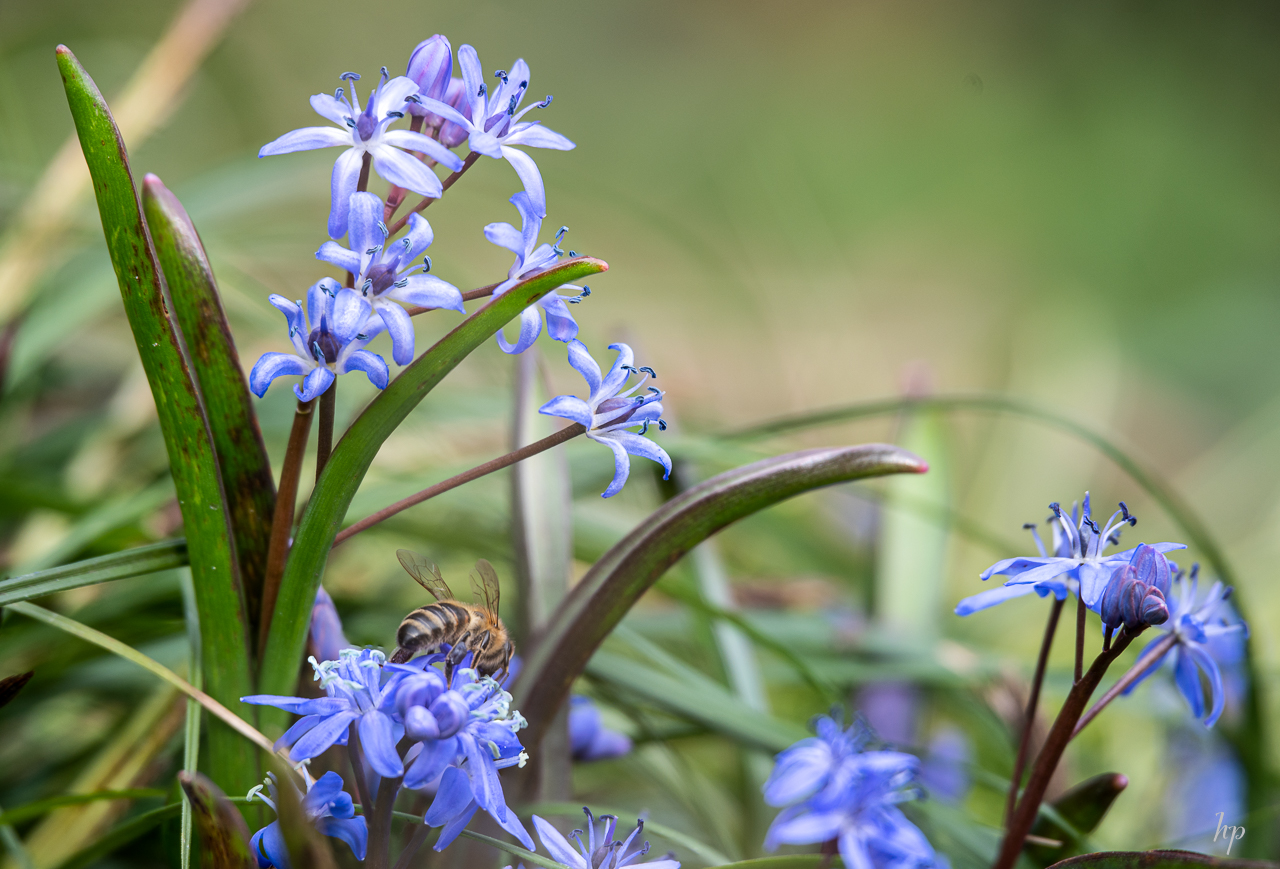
[956,493,1248,728]
[248,34,671,498]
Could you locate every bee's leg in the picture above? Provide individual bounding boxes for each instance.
[444,633,471,684]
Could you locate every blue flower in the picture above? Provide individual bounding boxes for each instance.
[531,807,680,869]
[539,340,671,498]
[246,771,368,868]
[249,278,389,402]
[241,649,410,779]
[395,657,534,851]
[259,69,465,238]
[317,191,465,364]
[485,192,586,354]
[1123,566,1248,727]
[569,696,633,761]
[405,35,453,120]
[955,494,1186,615]
[764,716,943,869]
[412,45,574,217]
[1097,543,1171,633]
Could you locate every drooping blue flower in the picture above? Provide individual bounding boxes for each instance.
[317,191,465,364]
[259,69,465,238]
[955,494,1186,615]
[1097,543,1171,633]
[764,715,943,869]
[539,340,671,498]
[241,648,411,779]
[569,696,633,762]
[246,771,368,868]
[412,45,575,217]
[531,807,680,869]
[394,656,534,851]
[1123,565,1248,727]
[249,278,389,402]
[308,585,352,664]
[485,191,586,354]
[918,727,971,804]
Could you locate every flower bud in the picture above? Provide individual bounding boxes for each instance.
[1100,564,1134,629]
[436,77,471,147]
[406,35,452,117]
[1120,578,1148,632]
[395,671,446,717]
[308,586,350,663]
[1140,586,1169,626]
[1129,543,1172,598]
[428,691,470,738]
[404,705,441,741]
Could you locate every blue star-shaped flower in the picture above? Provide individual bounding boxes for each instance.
[247,771,367,868]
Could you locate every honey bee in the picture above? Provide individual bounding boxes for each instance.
[390,549,514,683]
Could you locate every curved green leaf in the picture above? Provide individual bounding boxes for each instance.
[1027,773,1127,866]
[143,175,276,640]
[0,539,187,606]
[512,443,927,745]
[55,45,255,795]
[0,791,165,827]
[46,799,249,869]
[1045,852,1278,869]
[176,772,254,869]
[256,256,607,709]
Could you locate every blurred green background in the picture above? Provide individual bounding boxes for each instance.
[1,0,1279,864]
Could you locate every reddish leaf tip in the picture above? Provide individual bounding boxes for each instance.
[55,44,71,56]
[914,460,929,473]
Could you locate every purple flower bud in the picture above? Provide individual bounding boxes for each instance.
[568,696,632,762]
[428,691,470,738]
[404,705,441,741]
[406,35,453,117]
[1130,543,1172,597]
[1141,586,1169,626]
[1120,577,1148,631]
[308,586,351,663]
[1100,564,1134,629]
[437,77,471,147]
[395,671,447,717]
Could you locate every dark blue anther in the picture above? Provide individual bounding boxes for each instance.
[536,95,553,108]
[422,255,432,272]
[568,250,578,257]
[356,333,369,341]
[507,95,518,115]
[405,94,422,104]
[1049,502,1063,517]
[335,87,345,100]
[638,366,657,378]
[1189,563,1200,580]
[376,220,389,237]
[386,110,404,120]
[380,66,389,79]
[1022,522,1038,530]
[340,72,361,82]
[639,420,651,435]
[478,83,487,98]
[345,118,356,128]
[647,386,661,396]
[362,278,373,294]
[494,69,509,83]
[394,278,409,288]
[657,419,668,431]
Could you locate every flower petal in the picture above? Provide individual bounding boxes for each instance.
[347,192,385,270]
[310,93,352,126]
[609,430,671,479]
[374,300,416,365]
[403,736,460,790]
[341,350,389,389]
[539,294,578,342]
[382,129,465,172]
[295,366,336,402]
[504,124,576,151]
[425,766,474,826]
[412,96,473,131]
[433,800,480,852]
[249,353,309,398]
[374,75,420,117]
[495,306,541,355]
[359,710,405,778]
[598,343,635,399]
[329,147,364,239]
[315,241,361,275]
[391,275,465,312]
[1186,643,1226,726]
[401,212,435,263]
[289,710,359,761]
[456,45,486,122]
[484,221,525,257]
[538,394,592,429]
[953,582,1039,616]
[588,432,631,498]
[532,815,585,868]
[274,714,322,752]
[500,146,546,218]
[318,816,368,861]
[329,288,371,343]
[260,126,349,158]
[1174,647,1205,720]
[372,145,444,198]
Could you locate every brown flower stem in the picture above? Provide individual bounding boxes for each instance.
[1074,596,1086,683]
[317,382,336,481]
[392,822,432,869]
[1073,632,1178,738]
[1004,596,1065,827]
[992,628,1139,869]
[356,152,372,194]
[366,773,404,869]
[332,422,586,547]
[257,398,314,656]
[387,151,480,236]
[405,282,501,317]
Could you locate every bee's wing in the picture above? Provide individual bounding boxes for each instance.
[471,558,501,620]
[397,549,454,601]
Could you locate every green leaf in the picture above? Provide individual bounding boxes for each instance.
[1027,773,1128,865]
[587,646,809,753]
[1045,852,1278,869]
[0,791,166,827]
[0,539,187,606]
[45,799,248,869]
[512,443,927,745]
[55,45,256,795]
[525,801,734,866]
[143,175,276,639]
[256,256,607,711]
[176,772,255,869]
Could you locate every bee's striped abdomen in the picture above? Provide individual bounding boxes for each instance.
[396,602,472,652]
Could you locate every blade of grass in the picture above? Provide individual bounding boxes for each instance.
[0,539,187,606]
[144,176,276,642]
[180,568,204,869]
[257,257,606,716]
[0,792,167,827]
[57,45,256,796]
[6,601,276,756]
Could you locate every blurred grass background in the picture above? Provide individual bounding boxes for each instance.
[1,0,1279,864]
